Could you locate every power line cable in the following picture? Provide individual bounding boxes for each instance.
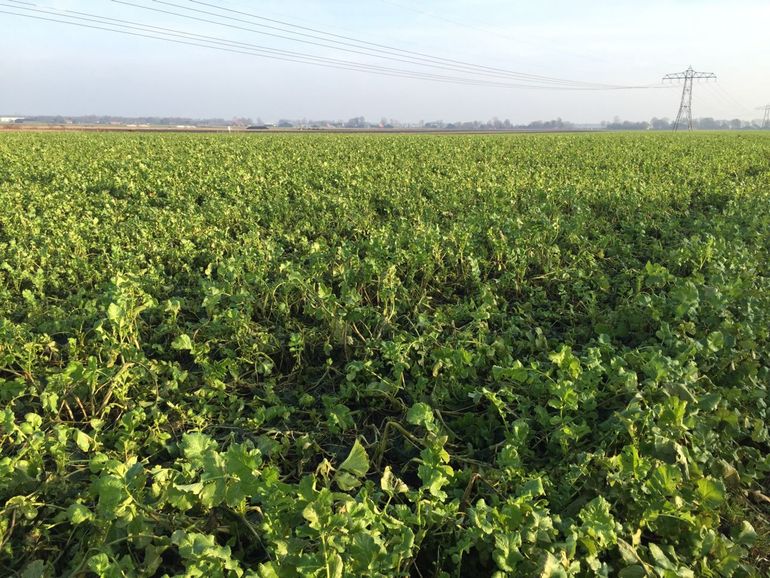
[110,0,622,89]
[712,83,753,116]
[0,6,646,90]
[0,0,669,91]
[3,1,671,91]
[0,7,540,87]
[51,2,513,81]
[115,0,611,87]
[702,83,741,118]
[183,0,617,86]
[376,0,610,65]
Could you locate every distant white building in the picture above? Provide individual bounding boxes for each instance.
[0,117,24,123]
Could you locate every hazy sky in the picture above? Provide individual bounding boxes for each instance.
[1,0,768,122]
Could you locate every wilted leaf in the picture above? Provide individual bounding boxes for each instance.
[380,466,408,495]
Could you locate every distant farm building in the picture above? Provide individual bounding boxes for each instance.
[0,117,24,123]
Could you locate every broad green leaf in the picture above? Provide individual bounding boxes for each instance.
[334,470,361,491]
[88,553,111,575]
[6,495,40,520]
[21,560,48,578]
[337,438,369,478]
[732,521,757,546]
[67,503,94,525]
[73,429,91,452]
[171,334,194,351]
[406,402,434,428]
[648,543,675,570]
[95,474,126,519]
[257,563,281,578]
[492,361,528,383]
[348,532,383,571]
[698,393,722,412]
[696,477,725,508]
[328,552,344,578]
[517,477,545,498]
[180,432,216,463]
[618,566,647,578]
[493,532,524,573]
[672,282,699,318]
[706,331,725,352]
[649,464,682,496]
[334,439,369,490]
[617,539,640,565]
[579,497,618,552]
[540,551,568,577]
[107,302,124,323]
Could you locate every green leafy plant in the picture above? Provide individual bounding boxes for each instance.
[0,131,768,576]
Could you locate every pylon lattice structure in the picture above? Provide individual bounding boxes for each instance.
[758,105,770,129]
[663,66,717,131]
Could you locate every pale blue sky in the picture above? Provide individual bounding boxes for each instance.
[1,0,767,122]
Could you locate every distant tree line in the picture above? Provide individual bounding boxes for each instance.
[20,115,242,127]
[273,117,578,130]
[277,116,767,131]
[605,117,765,131]
[11,115,769,131]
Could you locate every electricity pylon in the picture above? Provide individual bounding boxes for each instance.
[663,66,717,131]
[758,105,770,129]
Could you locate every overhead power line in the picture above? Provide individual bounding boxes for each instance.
[712,84,753,116]
[8,1,505,84]
[376,0,609,65]
[110,0,606,88]
[110,0,631,89]
[0,7,584,88]
[3,0,668,91]
[181,0,615,87]
[0,5,636,90]
[702,83,741,117]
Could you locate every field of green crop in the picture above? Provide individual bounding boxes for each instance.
[1,132,769,577]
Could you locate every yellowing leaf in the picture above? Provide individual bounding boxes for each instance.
[380,466,408,495]
[73,429,91,452]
